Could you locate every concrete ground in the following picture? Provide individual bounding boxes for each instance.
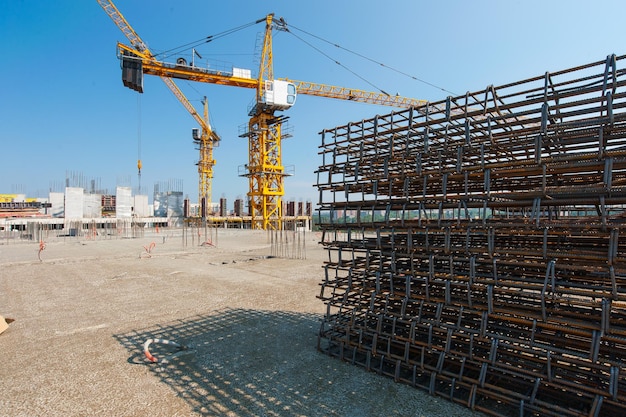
[0,229,484,417]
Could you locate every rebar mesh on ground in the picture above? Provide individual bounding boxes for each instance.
[316,54,626,417]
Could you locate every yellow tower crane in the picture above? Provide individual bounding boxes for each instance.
[194,97,220,214]
[98,0,220,208]
[99,1,428,229]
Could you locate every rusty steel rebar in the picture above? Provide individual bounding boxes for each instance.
[316,54,626,417]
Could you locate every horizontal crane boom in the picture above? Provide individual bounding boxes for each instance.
[118,44,424,109]
[284,79,428,108]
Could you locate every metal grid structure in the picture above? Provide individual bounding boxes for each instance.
[315,54,626,417]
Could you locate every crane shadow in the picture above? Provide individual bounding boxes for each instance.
[114,308,343,417]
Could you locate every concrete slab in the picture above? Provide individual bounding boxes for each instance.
[0,229,483,417]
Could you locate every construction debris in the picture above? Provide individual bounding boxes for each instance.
[142,338,193,364]
[0,316,14,335]
[316,54,626,417]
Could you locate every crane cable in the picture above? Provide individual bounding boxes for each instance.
[137,94,142,194]
[280,27,391,96]
[157,18,264,62]
[182,80,219,134]
[285,23,457,96]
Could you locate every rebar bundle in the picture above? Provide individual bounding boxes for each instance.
[315,54,626,417]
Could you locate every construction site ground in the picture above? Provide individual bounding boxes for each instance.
[0,229,483,417]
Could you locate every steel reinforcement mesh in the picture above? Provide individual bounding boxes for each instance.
[315,54,626,417]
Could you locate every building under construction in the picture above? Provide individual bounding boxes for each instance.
[316,54,626,416]
[0,185,313,241]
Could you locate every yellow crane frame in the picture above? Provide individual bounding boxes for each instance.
[99,0,220,209]
[99,1,428,229]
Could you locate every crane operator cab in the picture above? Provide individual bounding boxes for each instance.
[263,80,297,111]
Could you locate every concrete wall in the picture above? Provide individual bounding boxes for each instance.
[116,187,132,219]
[83,194,102,218]
[49,192,64,218]
[133,194,150,217]
[64,187,84,220]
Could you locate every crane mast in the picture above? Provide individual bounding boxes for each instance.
[195,97,219,213]
[257,14,275,105]
[99,1,427,229]
[243,13,286,230]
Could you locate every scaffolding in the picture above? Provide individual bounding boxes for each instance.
[316,54,626,417]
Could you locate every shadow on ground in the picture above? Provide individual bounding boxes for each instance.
[114,308,345,417]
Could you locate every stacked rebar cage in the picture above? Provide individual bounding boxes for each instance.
[316,54,626,417]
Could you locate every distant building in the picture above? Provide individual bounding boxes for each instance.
[234,199,244,216]
[154,191,183,219]
[219,198,227,217]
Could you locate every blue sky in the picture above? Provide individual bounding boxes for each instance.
[1,0,625,206]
